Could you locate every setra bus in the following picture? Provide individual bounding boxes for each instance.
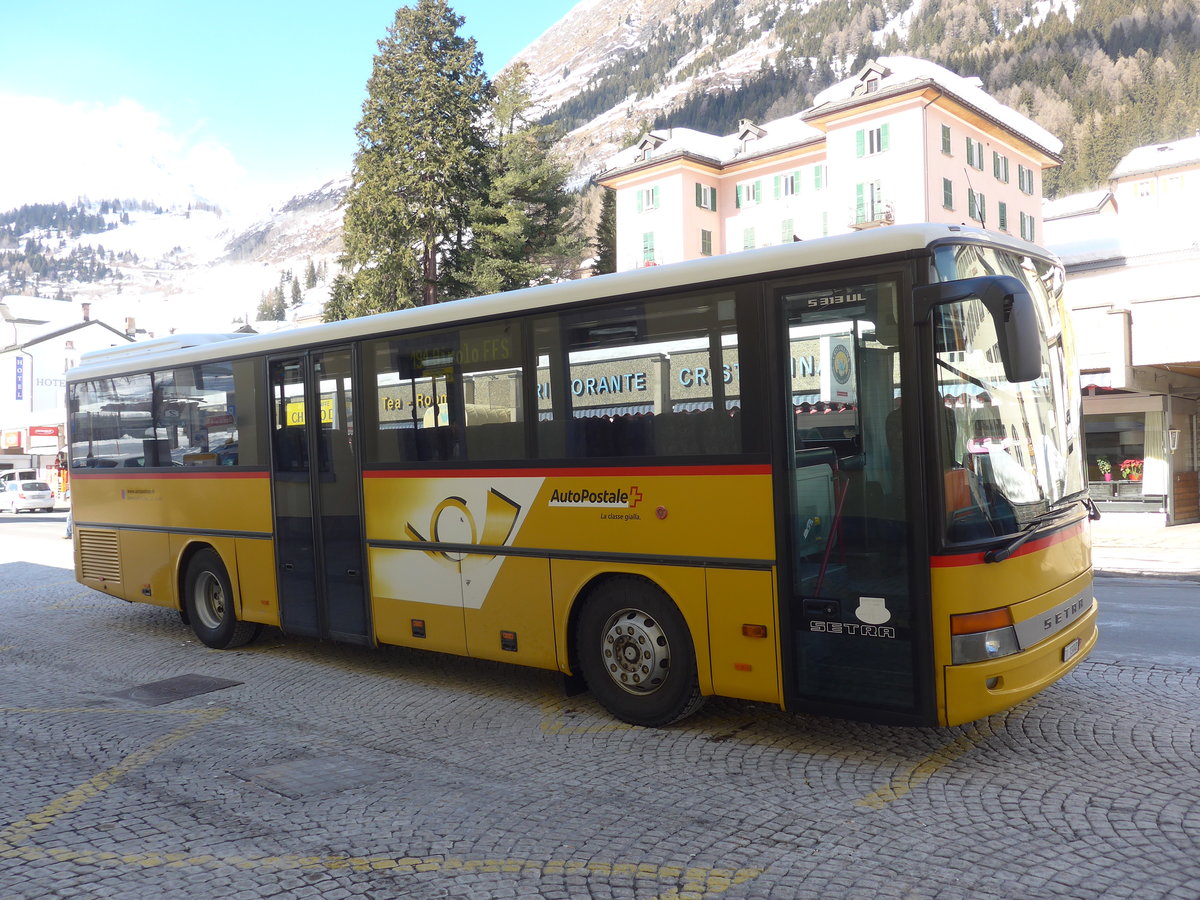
[66,224,1097,727]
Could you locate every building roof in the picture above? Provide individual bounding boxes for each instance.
[600,56,1062,180]
[1110,134,1200,181]
[809,56,1063,157]
[1043,190,1115,221]
[2,318,132,354]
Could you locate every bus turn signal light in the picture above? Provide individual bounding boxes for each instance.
[950,608,1014,636]
[742,624,768,638]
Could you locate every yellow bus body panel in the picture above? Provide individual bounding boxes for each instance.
[72,473,274,620]
[933,521,1095,726]
[362,468,780,701]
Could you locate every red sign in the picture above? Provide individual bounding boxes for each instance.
[29,426,60,437]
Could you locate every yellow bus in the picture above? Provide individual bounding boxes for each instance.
[66,224,1097,727]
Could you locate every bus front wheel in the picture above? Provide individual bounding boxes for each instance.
[184,549,260,650]
[576,578,705,727]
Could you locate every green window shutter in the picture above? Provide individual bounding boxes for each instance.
[856,129,865,158]
[652,185,660,208]
[695,182,702,207]
[968,190,976,220]
[999,201,1008,231]
[743,227,755,250]
[754,181,762,203]
[735,184,743,208]
[701,229,712,256]
[855,183,865,224]
[642,232,655,262]
[880,123,890,152]
[774,175,782,200]
[711,190,716,213]
[815,165,823,190]
[993,152,1000,179]
[941,124,951,154]
[781,218,794,243]
[980,193,986,224]
[943,178,953,210]
[965,138,974,169]
[636,191,644,214]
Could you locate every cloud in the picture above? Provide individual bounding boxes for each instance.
[0,94,247,211]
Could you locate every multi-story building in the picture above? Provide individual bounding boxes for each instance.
[1043,134,1200,525]
[596,57,1062,272]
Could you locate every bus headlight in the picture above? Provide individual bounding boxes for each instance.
[950,608,1020,664]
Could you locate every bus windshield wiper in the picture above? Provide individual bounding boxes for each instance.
[983,504,1080,564]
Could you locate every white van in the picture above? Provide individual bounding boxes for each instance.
[0,469,37,484]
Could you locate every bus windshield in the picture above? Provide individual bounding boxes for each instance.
[930,243,1085,544]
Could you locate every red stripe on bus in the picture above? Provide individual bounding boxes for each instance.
[931,520,1085,568]
[363,464,773,479]
[71,470,268,480]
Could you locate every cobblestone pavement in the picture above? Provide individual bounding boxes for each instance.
[2,522,1199,899]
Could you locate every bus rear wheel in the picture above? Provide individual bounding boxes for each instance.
[184,549,260,649]
[576,578,705,727]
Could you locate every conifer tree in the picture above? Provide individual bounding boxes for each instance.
[591,186,617,276]
[448,62,582,297]
[334,0,490,319]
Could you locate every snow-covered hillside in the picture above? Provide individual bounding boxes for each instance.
[1,180,346,341]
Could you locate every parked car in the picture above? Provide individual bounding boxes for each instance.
[1,480,55,513]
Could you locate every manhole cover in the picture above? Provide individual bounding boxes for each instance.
[242,756,381,799]
[110,674,242,706]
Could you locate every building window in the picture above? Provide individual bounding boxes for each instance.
[941,124,952,155]
[642,232,655,264]
[781,218,794,243]
[636,186,660,212]
[813,165,826,190]
[856,124,890,157]
[821,211,829,236]
[700,229,713,256]
[742,227,756,251]
[1020,212,1035,242]
[775,171,801,199]
[1018,165,1035,195]
[735,180,763,208]
[855,180,886,224]
[998,201,1008,231]
[992,151,1010,183]
[695,183,717,211]
[1137,180,1154,199]
[965,137,985,171]
[968,189,986,224]
[942,178,954,210]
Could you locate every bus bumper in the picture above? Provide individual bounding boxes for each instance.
[942,598,1098,726]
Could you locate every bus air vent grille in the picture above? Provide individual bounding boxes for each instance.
[79,529,122,584]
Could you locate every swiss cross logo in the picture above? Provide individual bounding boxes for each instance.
[628,486,643,507]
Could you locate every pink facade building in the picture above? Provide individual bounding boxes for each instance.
[597,57,1063,272]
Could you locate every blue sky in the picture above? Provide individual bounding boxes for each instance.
[0,0,577,213]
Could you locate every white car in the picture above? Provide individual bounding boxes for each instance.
[1,480,55,513]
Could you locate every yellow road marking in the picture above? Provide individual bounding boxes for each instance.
[0,707,225,847]
[854,707,1027,809]
[0,705,761,896]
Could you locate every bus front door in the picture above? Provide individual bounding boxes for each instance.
[269,349,371,645]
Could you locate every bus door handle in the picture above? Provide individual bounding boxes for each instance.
[347,569,360,578]
[283,562,294,571]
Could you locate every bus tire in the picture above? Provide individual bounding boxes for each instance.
[184,549,260,650]
[576,578,706,727]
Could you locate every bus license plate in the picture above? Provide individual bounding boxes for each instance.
[1062,638,1081,663]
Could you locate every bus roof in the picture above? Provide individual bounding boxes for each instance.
[68,224,1047,382]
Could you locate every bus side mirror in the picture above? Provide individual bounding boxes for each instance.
[915,275,1042,383]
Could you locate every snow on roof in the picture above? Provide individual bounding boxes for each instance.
[1043,190,1114,221]
[1110,134,1200,181]
[604,113,823,174]
[812,56,1063,155]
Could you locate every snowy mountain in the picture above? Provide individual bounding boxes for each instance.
[1,180,346,341]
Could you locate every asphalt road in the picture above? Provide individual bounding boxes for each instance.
[1092,576,1200,668]
[1,515,1199,899]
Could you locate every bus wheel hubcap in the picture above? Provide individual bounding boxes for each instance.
[601,608,669,695]
[196,573,225,629]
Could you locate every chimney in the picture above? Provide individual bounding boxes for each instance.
[81,302,91,322]
[125,316,136,337]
